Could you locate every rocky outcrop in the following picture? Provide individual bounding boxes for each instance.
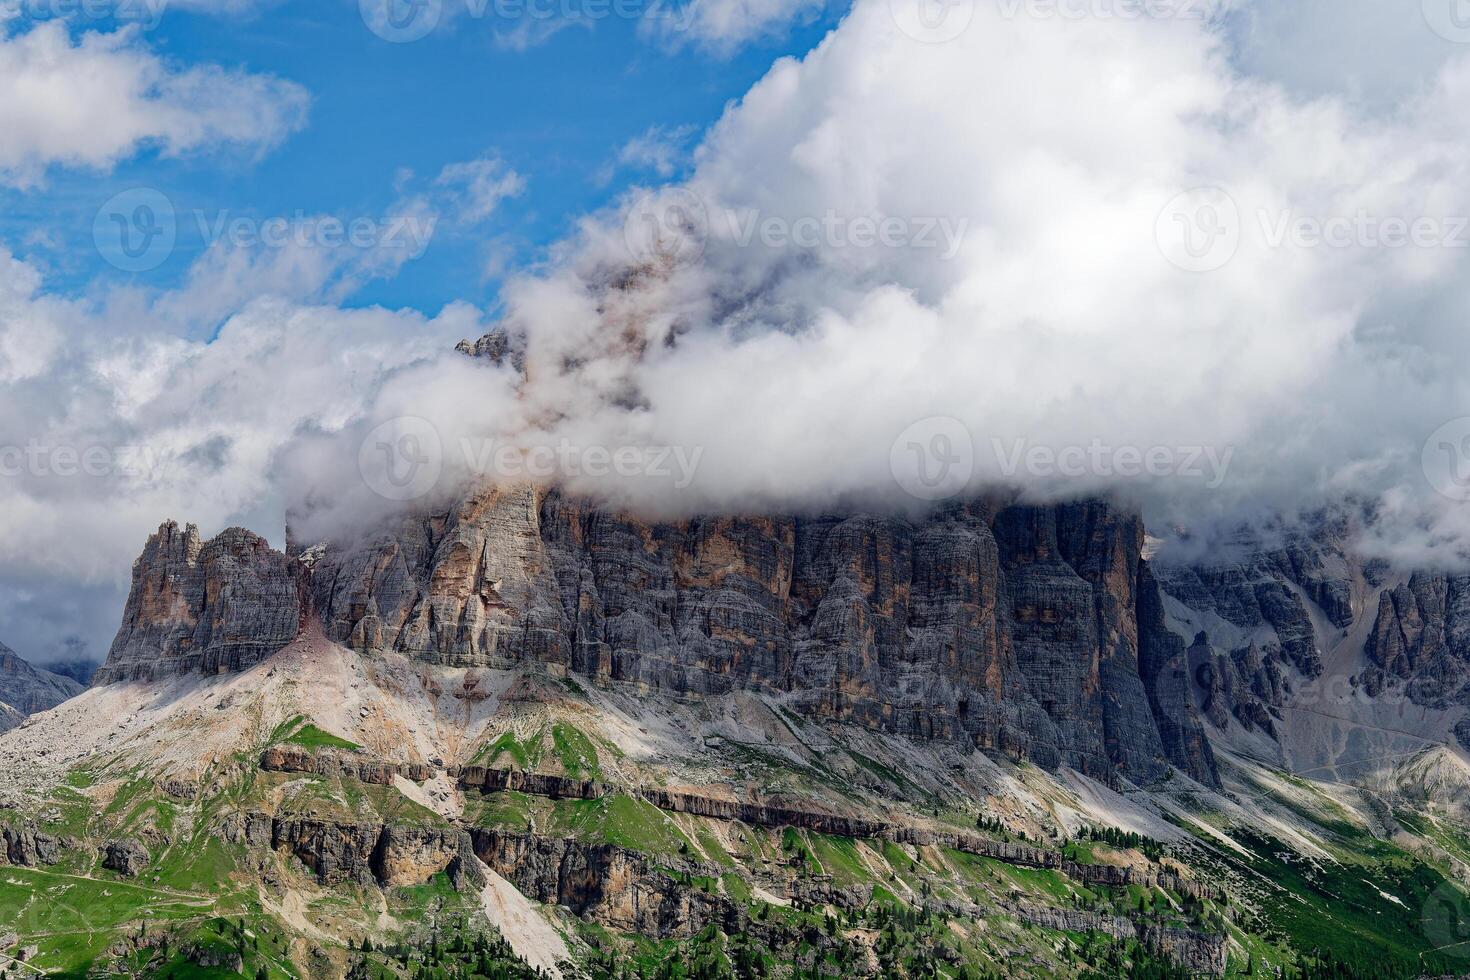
[302,491,1215,786]
[1006,904,1225,976]
[1138,923,1229,976]
[889,827,1217,901]
[455,762,1220,900]
[468,828,740,939]
[0,641,82,724]
[1155,515,1362,682]
[639,787,890,838]
[1137,569,1218,784]
[0,826,62,867]
[1362,573,1470,708]
[1189,633,1284,738]
[259,745,433,785]
[465,826,1221,972]
[101,837,150,877]
[458,765,603,800]
[95,523,300,684]
[219,812,478,890]
[103,493,1220,788]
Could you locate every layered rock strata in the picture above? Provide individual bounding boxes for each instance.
[104,494,1220,788]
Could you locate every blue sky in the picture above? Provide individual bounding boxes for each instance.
[2,0,844,316]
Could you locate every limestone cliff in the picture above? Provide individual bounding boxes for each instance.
[99,491,1220,789]
[95,522,301,684]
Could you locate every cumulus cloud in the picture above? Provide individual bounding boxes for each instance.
[609,124,697,181]
[642,0,828,51]
[0,21,308,187]
[435,156,526,225]
[0,241,486,661]
[282,0,1470,570]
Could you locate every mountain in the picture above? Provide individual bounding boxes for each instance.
[1,482,1469,978]
[38,658,99,687]
[97,494,1217,789]
[0,640,83,732]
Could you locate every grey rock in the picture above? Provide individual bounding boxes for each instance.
[102,491,1222,789]
[95,522,300,685]
[0,641,82,725]
[1362,573,1470,706]
[102,837,150,877]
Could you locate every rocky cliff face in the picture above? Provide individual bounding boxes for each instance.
[1362,573,1470,708]
[95,522,301,685]
[0,641,82,730]
[1153,513,1470,759]
[100,491,1220,789]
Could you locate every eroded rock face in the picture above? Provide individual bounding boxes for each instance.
[1155,515,1362,683]
[469,828,738,940]
[1362,573,1470,708]
[0,642,82,723]
[1,826,62,866]
[305,490,1215,786]
[95,522,301,684]
[219,813,478,890]
[100,492,1220,788]
[102,837,150,877]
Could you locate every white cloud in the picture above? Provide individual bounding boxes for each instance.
[0,243,486,661]
[435,156,526,225]
[643,0,828,51]
[0,21,308,187]
[407,0,1470,566]
[615,124,697,179]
